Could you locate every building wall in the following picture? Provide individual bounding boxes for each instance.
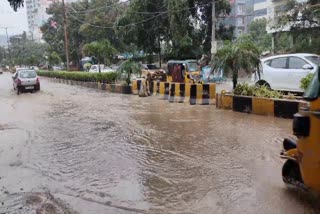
[26,0,71,41]
[220,0,248,38]
[253,0,271,20]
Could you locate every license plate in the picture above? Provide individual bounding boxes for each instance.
[25,86,34,89]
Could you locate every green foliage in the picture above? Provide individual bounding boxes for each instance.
[275,0,320,30]
[8,33,48,66]
[82,40,116,67]
[214,35,261,89]
[7,0,24,11]
[37,71,117,83]
[118,0,231,58]
[233,83,284,99]
[300,73,314,90]
[48,51,62,66]
[248,18,272,51]
[117,59,141,85]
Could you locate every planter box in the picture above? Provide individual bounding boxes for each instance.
[217,93,302,119]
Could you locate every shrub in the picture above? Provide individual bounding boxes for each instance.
[233,83,284,99]
[300,73,314,91]
[37,71,117,84]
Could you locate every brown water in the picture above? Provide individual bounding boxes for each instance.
[0,72,319,214]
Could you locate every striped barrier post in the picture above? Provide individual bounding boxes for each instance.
[164,82,170,100]
[169,83,187,103]
[190,85,197,105]
[169,83,175,103]
[178,83,186,103]
[131,80,142,95]
[190,84,216,105]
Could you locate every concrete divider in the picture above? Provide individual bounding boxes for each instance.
[47,77,216,105]
[216,93,302,119]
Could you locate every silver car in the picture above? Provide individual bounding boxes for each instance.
[12,69,40,95]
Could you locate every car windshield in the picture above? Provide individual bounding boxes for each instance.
[147,64,158,69]
[306,56,320,65]
[187,62,198,72]
[19,70,37,78]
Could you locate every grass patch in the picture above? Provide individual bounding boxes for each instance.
[37,71,117,84]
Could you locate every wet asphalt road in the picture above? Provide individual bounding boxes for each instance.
[0,72,319,214]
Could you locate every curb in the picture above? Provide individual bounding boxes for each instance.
[47,78,216,105]
[216,93,305,119]
[49,78,132,95]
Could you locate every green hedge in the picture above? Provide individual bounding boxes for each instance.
[37,71,117,84]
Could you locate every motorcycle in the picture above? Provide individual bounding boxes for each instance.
[281,67,320,192]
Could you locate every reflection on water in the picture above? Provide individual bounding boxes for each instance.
[0,73,319,214]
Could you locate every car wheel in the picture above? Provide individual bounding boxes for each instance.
[256,80,271,89]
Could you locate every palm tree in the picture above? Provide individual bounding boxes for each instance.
[117,59,141,85]
[214,35,261,89]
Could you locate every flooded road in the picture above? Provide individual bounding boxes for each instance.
[0,72,319,213]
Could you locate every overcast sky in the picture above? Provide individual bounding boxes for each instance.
[0,1,28,36]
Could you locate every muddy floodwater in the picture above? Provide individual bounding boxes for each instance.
[0,72,319,214]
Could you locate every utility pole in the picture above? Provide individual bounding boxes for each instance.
[0,27,12,63]
[211,0,217,62]
[62,0,70,71]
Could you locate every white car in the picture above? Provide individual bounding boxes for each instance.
[89,64,105,73]
[89,64,115,73]
[12,69,40,95]
[252,53,320,92]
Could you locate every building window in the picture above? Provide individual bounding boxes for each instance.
[254,8,267,17]
[254,0,266,3]
[237,18,244,26]
[238,29,243,35]
[237,5,244,14]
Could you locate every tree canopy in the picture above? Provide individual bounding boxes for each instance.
[7,0,24,11]
[248,18,272,52]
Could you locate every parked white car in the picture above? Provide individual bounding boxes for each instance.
[89,64,115,73]
[89,64,105,73]
[252,53,320,92]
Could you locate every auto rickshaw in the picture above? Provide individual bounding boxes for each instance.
[167,60,202,84]
[281,67,320,192]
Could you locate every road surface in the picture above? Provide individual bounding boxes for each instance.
[0,72,319,213]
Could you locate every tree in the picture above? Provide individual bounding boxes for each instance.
[188,0,232,53]
[273,0,320,54]
[248,18,272,51]
[48,51,62,66]
[82,40,116,72]
[41,1,87,69]
[8,33,48,66]
[7,0,24,11]
[276,0,320,29]
[117,0,168,62]
[117,59,141,85]
[118,0,231,60]
[214,35,261,89]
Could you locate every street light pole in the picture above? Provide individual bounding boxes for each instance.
[62,0,70,71]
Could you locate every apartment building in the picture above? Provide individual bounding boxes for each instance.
[221,0,248,37]
[253,0,272,20]
[25,0,54,41]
